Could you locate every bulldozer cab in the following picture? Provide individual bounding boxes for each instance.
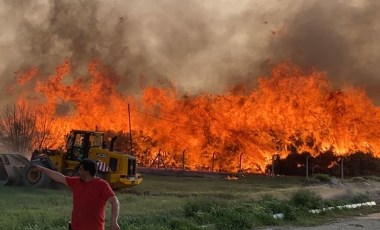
[65,130,104,161]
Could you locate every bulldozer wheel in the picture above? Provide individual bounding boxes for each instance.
[21,162,51,188]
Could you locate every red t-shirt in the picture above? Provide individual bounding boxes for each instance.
[66,177,115,230]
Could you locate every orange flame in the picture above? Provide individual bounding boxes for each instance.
[12,60,380,173]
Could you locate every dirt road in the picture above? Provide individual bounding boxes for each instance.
[262,180,380,230]
[261,213,380,230]
[292,212,380,230]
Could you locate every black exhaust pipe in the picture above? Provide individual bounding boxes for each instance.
[109,136,117,151]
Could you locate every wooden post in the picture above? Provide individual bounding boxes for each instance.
[149,149,166,169]
[271,154,275,176]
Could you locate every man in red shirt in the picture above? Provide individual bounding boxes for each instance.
[34,159,121,230]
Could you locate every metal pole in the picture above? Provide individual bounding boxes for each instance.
[128,104,133,155]
[306,156,309,180]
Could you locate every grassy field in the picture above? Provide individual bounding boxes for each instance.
[0,174,378,230]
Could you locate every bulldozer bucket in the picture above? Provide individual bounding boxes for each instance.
[0,154,30,186]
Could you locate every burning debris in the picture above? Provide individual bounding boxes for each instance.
[2,60,380,174]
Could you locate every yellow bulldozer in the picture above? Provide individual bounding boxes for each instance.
[0,129,143,189]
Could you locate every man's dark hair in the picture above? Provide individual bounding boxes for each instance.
[79,159,97,176]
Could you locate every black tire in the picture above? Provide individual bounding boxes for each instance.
[0,165,21,186]
[21,162,51,188]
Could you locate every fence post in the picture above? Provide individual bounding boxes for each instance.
[182,150,186,171]
[341,158,344,180]
[306,156,309,180]
[212,151,215,172]
[239,153,243,171]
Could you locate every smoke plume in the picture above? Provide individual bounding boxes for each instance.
[0,0,379,104]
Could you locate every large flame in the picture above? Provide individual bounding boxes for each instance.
[10,60,380,173]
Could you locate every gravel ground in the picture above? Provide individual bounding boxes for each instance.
[291,212,380,230]
[261,213,380,230]
[261,180,380,230]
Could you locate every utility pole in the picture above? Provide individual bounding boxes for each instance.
[128,104,133,156]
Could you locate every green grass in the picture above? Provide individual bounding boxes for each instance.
[0,186,72,230]
[0,174,378,230]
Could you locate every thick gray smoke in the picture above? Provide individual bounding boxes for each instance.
[267,0,380,104]
[0,0,379,104]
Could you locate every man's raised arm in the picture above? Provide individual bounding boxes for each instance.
[33,164,68,186]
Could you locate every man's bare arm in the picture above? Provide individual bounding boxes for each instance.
[33,164,68,186]
[108,195,120,230]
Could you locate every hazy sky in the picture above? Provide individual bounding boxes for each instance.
[1,0,379,104]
